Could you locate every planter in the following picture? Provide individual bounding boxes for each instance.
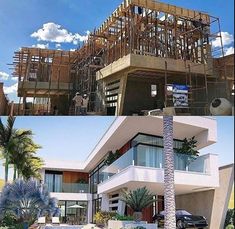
[108,220,156,229]
[133,212,143,222]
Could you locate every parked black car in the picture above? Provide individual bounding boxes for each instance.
[153,209,208,229]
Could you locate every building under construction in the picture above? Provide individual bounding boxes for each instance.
[12,0,234,115]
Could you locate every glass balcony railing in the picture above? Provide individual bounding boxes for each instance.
[100,144,209,182]
[62,183,89,193]
[100,148,134,182]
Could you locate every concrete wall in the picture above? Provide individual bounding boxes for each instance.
[123,78,163,115]
[210,164,234,229]
[176,164,234,229]
[176,190,215,227]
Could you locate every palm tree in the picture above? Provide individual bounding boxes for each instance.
[121,187,155,221]
[163,116,176,229]
[0,179,60,228]
[9,133,43,180]
[0,116,35,182]
[0,116,16,183]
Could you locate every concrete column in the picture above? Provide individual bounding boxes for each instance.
[116,74,128,116]
[87,199,93,223]
[101,193,109,211]
[118,200,126,215]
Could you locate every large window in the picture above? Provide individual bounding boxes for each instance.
[89,160,106,194]
[58,200,88,225]
[131,133,183,149]
[45,171,62,192]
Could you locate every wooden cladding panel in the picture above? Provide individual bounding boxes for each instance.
[63,171,89,183]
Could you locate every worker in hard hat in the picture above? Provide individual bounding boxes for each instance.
[72,92,83,115]
[81,94,89,115]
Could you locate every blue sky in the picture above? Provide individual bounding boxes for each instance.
[0,116,234,180]
[0,0,234,101]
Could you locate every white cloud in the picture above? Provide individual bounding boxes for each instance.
[0,71,9,80]
[212,32,234,48]
[55,43,61,49]
[224,47,234,56]
[70,49,76,52]
[3,83,18,94]
[31,22,89,45]
[32,43,49,49]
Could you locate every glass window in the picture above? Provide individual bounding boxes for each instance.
[136,145,164,168]
[66,201,88,225]
[45,173,54,192]
[45,171,62,192]
[54,174,62,192]
[131,133,182,150]
[131,134,164,147]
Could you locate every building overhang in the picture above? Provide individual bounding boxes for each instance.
[96,54,213,81]
[42,117,217,172]
[83,116,217,172]
[18,81,72,97]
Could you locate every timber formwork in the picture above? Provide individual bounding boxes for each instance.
[13,0,230,115]
[94,0,228,115]
[13,48,78,115]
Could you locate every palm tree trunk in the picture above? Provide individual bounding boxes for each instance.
[5,150,9,183]
[13,164,17,181]
[163,116,176,229]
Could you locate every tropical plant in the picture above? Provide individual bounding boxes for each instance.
[121,187,155,221]
[0,116,16,182]
[9,134,43,180]
[0,117,43,182]
[163,116,176,229]
[94,211,116,226]
[104,150,121,166]
[176,136,200,166]
[0,117,36,182]
[224,209,234,228]
[0,179,60,228]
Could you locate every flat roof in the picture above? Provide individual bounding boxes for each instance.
[43,116,217,172]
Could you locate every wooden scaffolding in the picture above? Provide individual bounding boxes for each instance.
[12,0,229,115]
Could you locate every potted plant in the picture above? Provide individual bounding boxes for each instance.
[176,136,199,169]
[121,187,155,222]
[104,150,121,166]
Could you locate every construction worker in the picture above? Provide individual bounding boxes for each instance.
[72,92,83,115]
[81,94,89,115]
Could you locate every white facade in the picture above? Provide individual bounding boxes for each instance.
[41,116,219,224]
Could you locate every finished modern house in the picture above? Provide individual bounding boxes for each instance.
[40,117,234,229]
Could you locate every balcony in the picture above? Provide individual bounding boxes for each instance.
[44,182,89,194]
[62,183,89,193]
[100,144,210,182]
[98,144,219,194]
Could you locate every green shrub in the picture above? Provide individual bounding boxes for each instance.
[224,209,234,228]
[0,213,17,228]
[114,214,134,221]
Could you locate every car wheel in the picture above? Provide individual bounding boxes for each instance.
[177,220,185,229]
